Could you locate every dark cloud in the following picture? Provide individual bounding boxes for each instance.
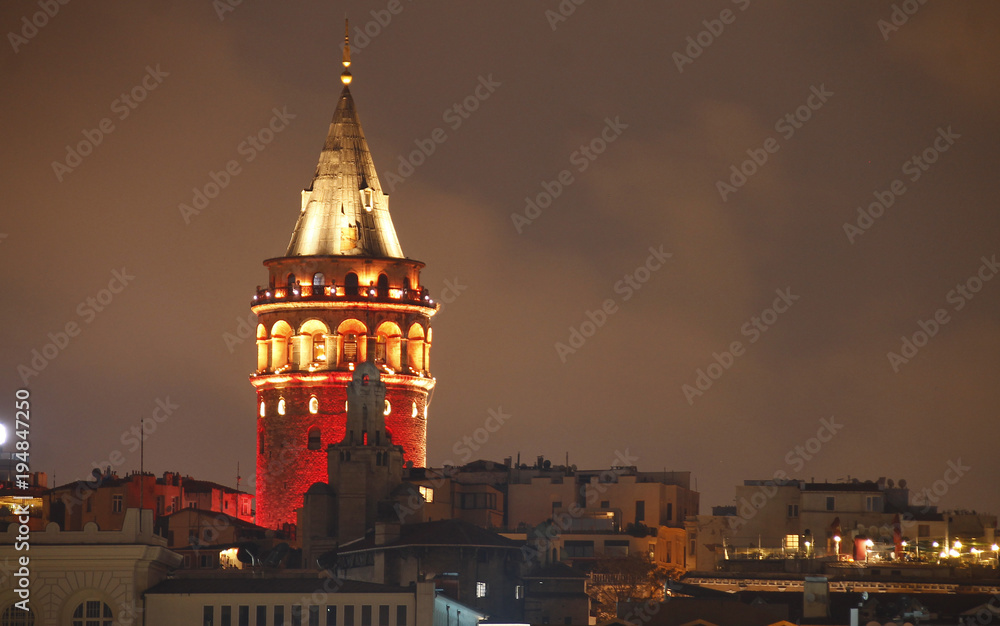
[1,1,997,514]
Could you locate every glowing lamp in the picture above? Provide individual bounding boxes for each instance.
[992,544,999,552]
[932,541,939,547]
[0,423,6,445]
[865,539,874,548]
[954,540,962,549]
[949,549,960,557]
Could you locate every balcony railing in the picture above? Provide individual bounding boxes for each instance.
[252,284,435,308]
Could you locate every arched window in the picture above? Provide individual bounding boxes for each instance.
[313,272,325,289]
[259,401,266,418]
[345,272,359,297]
[277,398,286,416]
[309,397,319,414]
[72,600,113,626]
[1,605,35,625]
[384,399,391,416]
[286,273,296,288]
[376,321,402,370]
[270,321,293,370]
[308,427,321,450]
[377,274,389,298]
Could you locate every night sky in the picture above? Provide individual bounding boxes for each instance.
[2,1,998,516]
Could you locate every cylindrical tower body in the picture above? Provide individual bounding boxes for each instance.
[252,256,436,529]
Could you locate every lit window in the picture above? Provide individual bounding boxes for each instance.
[784,534,800,551]
[314,334,327,361]
[411,402,417,418]
[309,397,319,414]
[384,400,391,416]
[419,486,434,503]
[72,600,113,626]
[476,582,487,598]
[515,585,523,600]
[259,402,266,417]
[278,399,286,416]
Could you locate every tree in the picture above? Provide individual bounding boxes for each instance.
[586,552,664,621]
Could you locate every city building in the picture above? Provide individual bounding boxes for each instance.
[251,23,437,530]
[45,470,253,532]
[0,508,182,624]
[144,577,484,626]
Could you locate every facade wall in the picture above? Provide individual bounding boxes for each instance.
[147,591,419,626]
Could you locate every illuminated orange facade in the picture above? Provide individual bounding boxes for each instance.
[252,33,436,529]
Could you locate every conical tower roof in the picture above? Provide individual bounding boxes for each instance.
[285,25,403,258]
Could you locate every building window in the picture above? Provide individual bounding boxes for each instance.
[564,540,594,558]
[314,335,327,362]
[260,401,266,417]
[112,494,123,513]
[604,540,629,556]
[787,504,799,518]
[865,495,882,512]
[784,534,800,551]
[648,542,656,559]
[278,398,286,416]
[666,502,673,521]
[476,582,488,598]
[361,606,372,626]
[156,495,164,515]
[826,496,835,511]
[396,606,406,626]
[1,605,35,625]
[690,540,696,556]
[221,606,232,626]
[309,606,320,626]
[419,486,433,503]
[344,606,355,626]
[309,397,319,414]
[600,500,609,509]
[256,607,266,626]
[241,499,251,516]
[292,606,302,626]
[200,554,212,568]
[343,334,358,363]
[378,606,389,626]
[515,586,523,600]
[203,606,214,626]
[326,606,337,626]
[635,500,645,523]
[238,606,250,626]
[274,607,284,625]
[308,427,322,450]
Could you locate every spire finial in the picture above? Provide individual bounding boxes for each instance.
[341,18,353,86]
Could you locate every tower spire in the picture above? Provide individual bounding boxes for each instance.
[341,19,352,86]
